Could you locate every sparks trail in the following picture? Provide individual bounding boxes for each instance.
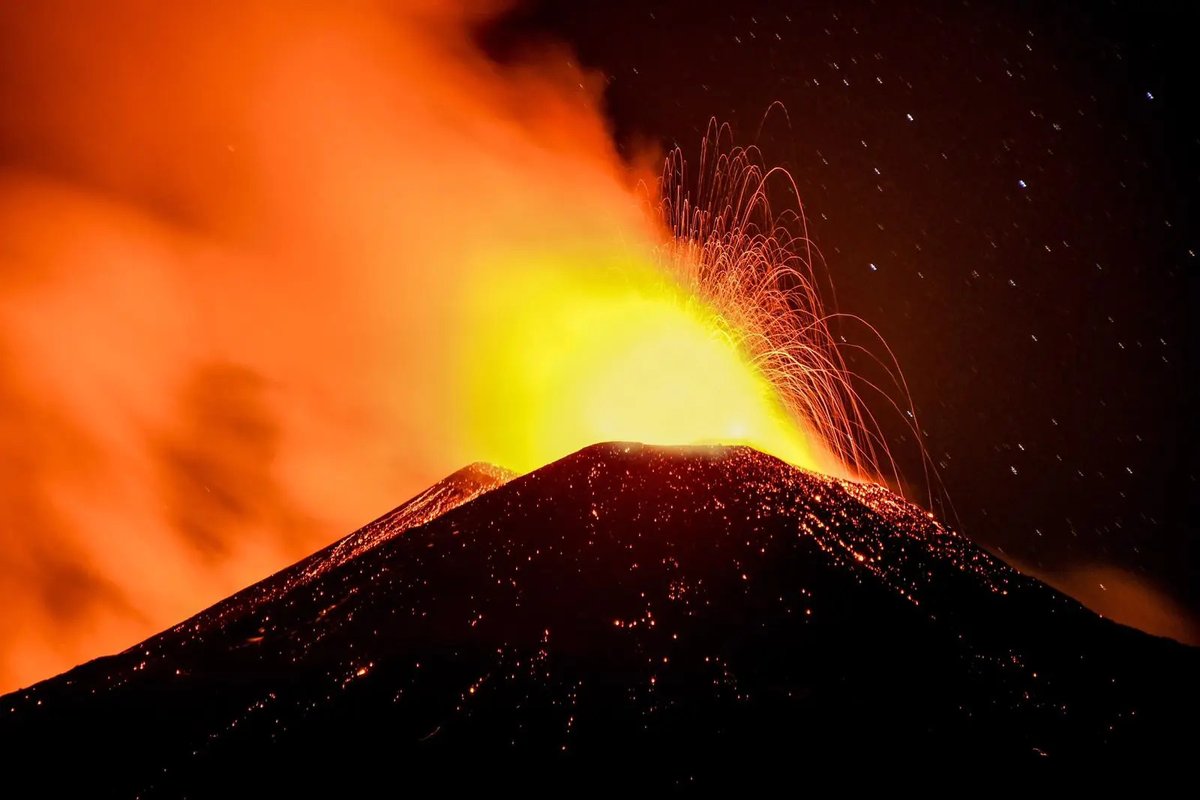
[655,121,939,508]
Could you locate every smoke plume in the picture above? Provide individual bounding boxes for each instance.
[0,0,654,691]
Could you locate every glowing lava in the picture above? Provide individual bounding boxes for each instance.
[461,255,842,476]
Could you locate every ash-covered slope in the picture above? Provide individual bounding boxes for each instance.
[180,460,514,634]
[4,444,1195,792]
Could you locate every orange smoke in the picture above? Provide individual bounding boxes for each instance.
[0,1,851,692]
[0,0,623,690]
[1028,564,1199,646]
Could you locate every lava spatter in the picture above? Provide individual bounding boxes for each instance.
[3,444,1194,792]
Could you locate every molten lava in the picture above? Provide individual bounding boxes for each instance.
[461,257,845,477]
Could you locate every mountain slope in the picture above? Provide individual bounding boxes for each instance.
[178,460,514,635]
[3,444,1194,792]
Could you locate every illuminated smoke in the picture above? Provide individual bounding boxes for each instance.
[1011,561,1200,646]
[0,0,654,691]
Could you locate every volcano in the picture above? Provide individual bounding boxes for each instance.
[4,444,1195,791]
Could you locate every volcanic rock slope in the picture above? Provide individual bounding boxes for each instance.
[4,444,1196,792]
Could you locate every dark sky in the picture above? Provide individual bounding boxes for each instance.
[489,1,1197,614]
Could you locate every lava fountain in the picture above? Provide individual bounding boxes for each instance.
[460,131,895,482]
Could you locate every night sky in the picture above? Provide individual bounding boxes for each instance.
[490,1,1197,616]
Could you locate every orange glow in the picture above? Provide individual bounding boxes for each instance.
[1011,562,1200,646]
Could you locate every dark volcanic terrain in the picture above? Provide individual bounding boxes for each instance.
[4,444,1195,792]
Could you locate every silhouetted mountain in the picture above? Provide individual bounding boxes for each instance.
[3,444,1195,793]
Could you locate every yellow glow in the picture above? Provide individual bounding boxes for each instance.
[458,246,847,476]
